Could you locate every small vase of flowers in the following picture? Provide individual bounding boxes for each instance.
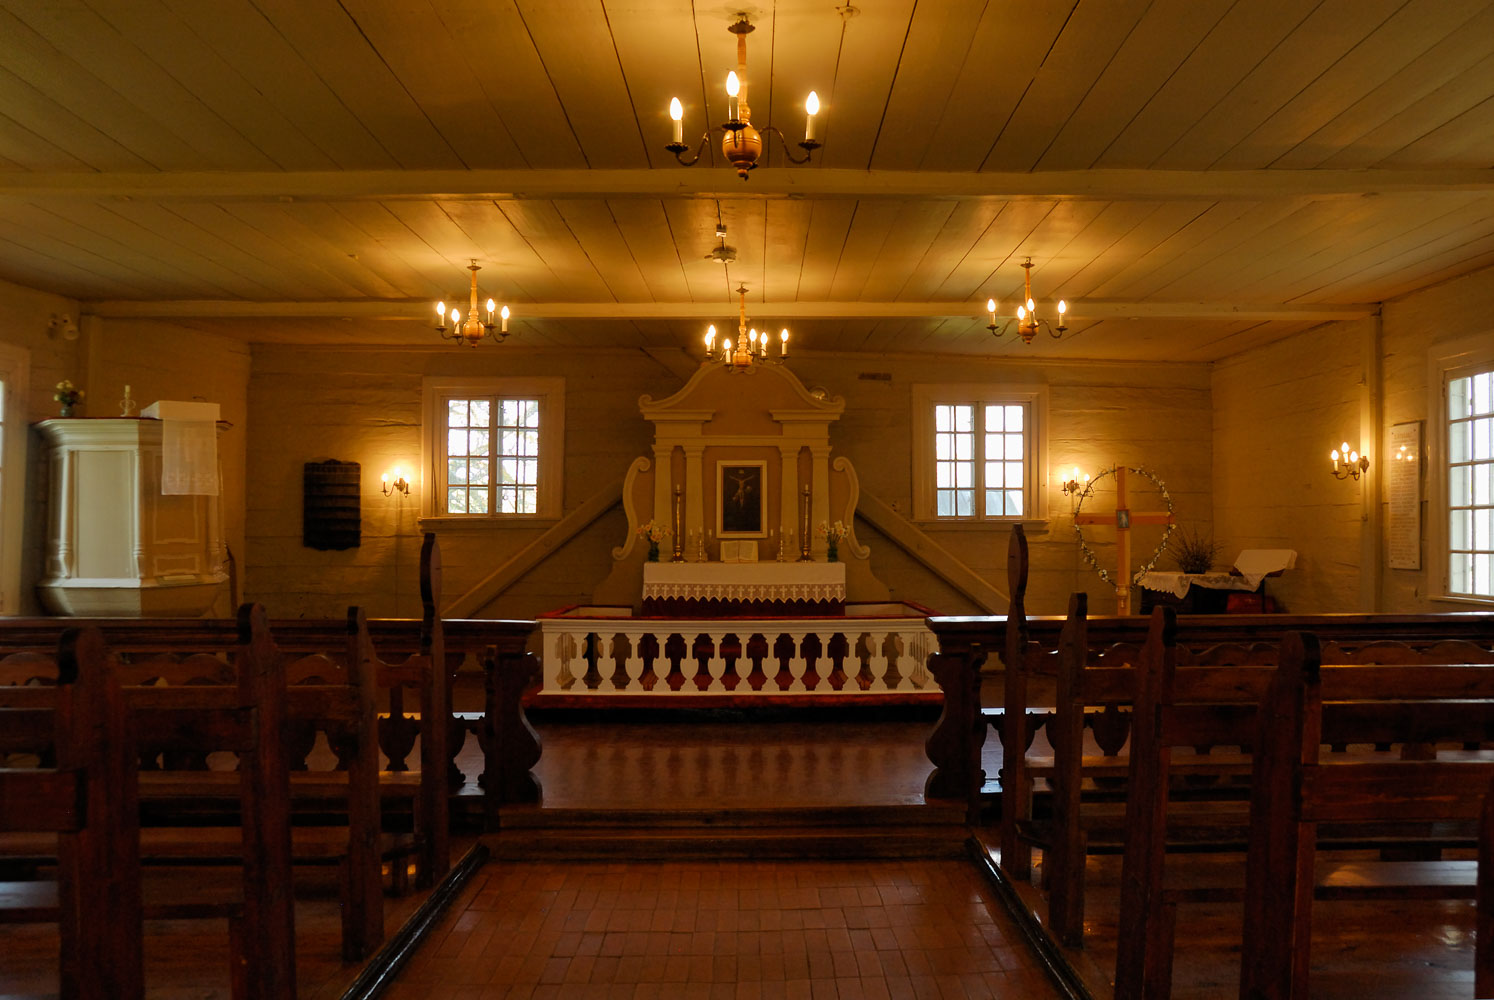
[53,379,83,417]
[636,520,670,562]
[817,519,849,562]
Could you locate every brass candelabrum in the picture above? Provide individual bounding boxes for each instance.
[671,485,685,562]
[798,484,812,562]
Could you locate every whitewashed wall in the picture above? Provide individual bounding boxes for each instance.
[1378,264,1494,611]
[246,345,1212,620]
[1212,319,1370,613]
[1212,260,1494,614]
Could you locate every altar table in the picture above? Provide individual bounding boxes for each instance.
[642,562,846,616]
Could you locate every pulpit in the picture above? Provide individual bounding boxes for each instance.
[35,417,228,617]
[642,561,846,616]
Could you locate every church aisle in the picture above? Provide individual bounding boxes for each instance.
[381,858,1061,999]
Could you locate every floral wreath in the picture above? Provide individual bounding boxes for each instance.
[1072,465,1177,586]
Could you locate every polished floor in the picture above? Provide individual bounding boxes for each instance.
[384,858,1059,1000]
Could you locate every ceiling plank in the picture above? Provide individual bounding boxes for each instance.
[496,200,616,302]
[1037,0,1233,171]
[814,0,918,171]
[1153,0,1408,168]
[512,0,649,169]
[552,199,652,302]
[1273,5,1494,168]
[1210,0,1490,170]
[155,0,398,169]
[1096,0,1321,169]
[981,1,1151,172]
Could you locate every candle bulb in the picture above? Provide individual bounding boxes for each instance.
[706,325,716,354]
[805,90,819,141]
[726,71,740,121]
[436,301,446,327]
[486,298,496,322]
[669,97,684,143]
[780,329,789,358]
[500,305,510,333]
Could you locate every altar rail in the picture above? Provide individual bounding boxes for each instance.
[539,605,940,698]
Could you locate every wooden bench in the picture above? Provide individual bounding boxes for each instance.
[0,627,145,1000]
[0,615,298,999]
[0,603,388,964]
[1112,612,1494,999]
[1236,630,1494,1000]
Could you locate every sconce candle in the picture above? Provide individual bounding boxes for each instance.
[1329,441,1369,481]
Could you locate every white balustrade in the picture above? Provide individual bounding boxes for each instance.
[538,612,940,697]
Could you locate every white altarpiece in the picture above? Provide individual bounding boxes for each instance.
[592,363,890,610]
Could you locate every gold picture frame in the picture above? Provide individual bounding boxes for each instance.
[716,460,767,539]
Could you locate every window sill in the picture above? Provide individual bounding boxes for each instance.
[914,517,1051,535]
[1430,593,1494,609]
[417,515,560,531]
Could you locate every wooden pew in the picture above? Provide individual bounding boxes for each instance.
[925,524,1494,884]
[1111,612,1494,999]
[0,627,144,1000]
[0,611,299,999]
[0,603,390,967]
[1237,631,1494,1000]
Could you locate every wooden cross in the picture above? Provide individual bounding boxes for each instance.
[1074,466,1175,615]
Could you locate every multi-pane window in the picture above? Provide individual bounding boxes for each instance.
[932,401,1028,519]
[1448,366,1494,598]
[444,396,541,515]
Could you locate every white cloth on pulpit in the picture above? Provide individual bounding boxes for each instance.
[143,401,220,495]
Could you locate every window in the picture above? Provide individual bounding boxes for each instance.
[1447,364,1494,599]
[913,384,1048,523]
[422,377,564,520]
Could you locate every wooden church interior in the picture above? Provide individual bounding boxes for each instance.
[1,1,1493,997]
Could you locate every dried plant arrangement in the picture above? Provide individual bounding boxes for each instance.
[1170,526,1221,574]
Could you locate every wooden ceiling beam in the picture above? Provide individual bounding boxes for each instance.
[4,167,1492,203]
[88,298,1377,321]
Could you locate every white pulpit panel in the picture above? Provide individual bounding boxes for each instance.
[36,418,228,617]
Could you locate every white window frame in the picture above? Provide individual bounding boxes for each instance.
[1429,333,1494,605]
[911,383,1049,525]
[0,343,30,614]
[420,376,565,522]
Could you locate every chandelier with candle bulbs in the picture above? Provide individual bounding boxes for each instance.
[434,260,511,347]
[703,285,789,371]
[666,14,822,180]
[987,257,1069,344]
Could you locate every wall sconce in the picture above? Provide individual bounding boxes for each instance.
[1060,467,1090,497]
[381,469,410,497]
[1330,441,1369,481]
[47,314,79,341]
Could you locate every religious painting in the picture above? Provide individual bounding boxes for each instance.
[717,461,767,538]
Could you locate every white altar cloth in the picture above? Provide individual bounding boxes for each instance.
[1138,549,1297,598]
[643,562,847,603]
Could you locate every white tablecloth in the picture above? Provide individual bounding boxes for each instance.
[1137,571,1267,598]
[643,562,847,603]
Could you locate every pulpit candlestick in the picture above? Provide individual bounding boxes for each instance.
[671,485,684,562]
[798,484,812,562]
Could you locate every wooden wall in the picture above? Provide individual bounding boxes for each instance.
[245,345,1212,620]
[1212,260,1494,614]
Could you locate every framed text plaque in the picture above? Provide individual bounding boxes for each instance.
[1388,420,1422,570]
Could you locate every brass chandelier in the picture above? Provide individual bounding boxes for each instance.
[987,257,1069,344]
[666,14,822,180]
[435,260,511,347]
[703,285,789,371]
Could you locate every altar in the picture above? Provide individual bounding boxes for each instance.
[642,561,846,616]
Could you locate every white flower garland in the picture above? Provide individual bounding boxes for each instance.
[1072,465,1177,586]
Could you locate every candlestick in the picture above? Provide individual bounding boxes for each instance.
[671,485,684,562]
[798,484,812,562]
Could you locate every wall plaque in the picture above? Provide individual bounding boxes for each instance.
[1387,421,1421,570]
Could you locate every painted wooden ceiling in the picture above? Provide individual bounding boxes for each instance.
[1,0,1491,361]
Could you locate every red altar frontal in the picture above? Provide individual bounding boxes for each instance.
[641,562,847,616]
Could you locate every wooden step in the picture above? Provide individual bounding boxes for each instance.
[485,824,970,861]
[496,802,965,830]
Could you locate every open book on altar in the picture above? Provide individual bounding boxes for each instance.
[719,540,759,563]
